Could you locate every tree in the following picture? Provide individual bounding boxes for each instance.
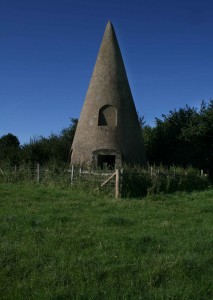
[0,133,21,164]
[21,118,78,165]
[180,100,213,176]
[142,100,213,178]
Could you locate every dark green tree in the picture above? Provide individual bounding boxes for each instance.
[180,100,213,176]
[21,118,78,165]
[142,100,213,177]
[0,133,21,164]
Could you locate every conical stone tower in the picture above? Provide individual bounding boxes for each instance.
[71,21,145,168]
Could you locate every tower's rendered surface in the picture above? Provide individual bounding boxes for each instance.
[71,21,145,167]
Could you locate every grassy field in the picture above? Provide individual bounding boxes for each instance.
[0,184,212,300]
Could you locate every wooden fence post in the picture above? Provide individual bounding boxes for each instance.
[120,168,123,197]
[37,163,40,184]
[71,165,74,186]
[115,169,120,198]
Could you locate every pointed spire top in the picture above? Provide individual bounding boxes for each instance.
[107,20,113,26]
[104,20,115,36]
[90,19,127,86]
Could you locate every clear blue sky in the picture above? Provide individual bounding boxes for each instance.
[1,0,212,145]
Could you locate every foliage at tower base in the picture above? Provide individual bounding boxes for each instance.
[142,100,213,179]
[21,119,78,166]
[0,119,78,167]
[0,133,21,164]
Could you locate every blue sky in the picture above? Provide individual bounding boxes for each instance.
[1,0,212,144]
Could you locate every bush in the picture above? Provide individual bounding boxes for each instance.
[121,167,152,198]
[122,166,210,197]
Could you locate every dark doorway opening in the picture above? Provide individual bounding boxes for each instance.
[98,155,115,169]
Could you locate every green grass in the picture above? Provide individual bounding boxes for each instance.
[0,184,212,299]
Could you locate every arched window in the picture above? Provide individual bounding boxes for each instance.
[98,105,117,126]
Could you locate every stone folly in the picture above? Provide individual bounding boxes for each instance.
[71,21,146,168]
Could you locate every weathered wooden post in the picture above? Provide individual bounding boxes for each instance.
[120,168,123,197]
[79,167,82,181]
[115,169,120,198]
[70,164,74,186]
[14,164,17,180]
[36,163,40,184]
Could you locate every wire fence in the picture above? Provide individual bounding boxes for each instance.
[0,163,210,197]
[0,163,117,196]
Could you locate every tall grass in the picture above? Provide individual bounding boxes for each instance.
[0,162,210,197]
[121,165,209,197]
[0,183,212,299]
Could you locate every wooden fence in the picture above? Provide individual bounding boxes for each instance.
[0,163,209,198]
[0,164,122,198]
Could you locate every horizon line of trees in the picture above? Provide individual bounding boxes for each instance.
[0,99,212,177]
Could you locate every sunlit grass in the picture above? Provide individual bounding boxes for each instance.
[0,184,212,299]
